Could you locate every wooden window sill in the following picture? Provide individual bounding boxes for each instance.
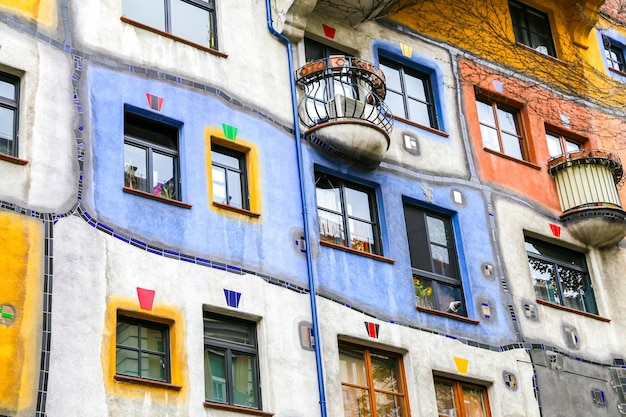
[212,201,260,218]
[120,16,227,58]
[320,240,395,264]
[483,147,541,170]
[203,402,274,416]
[514,42,567,66]
[114,374,182,391]
[416,306,480,324]
[123,186,193,209]
[392,116,449,137]
[0,153,28,165]
[536,299,611,322]
[609,67,626,78]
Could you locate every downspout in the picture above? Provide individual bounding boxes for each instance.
[265,2,328,417]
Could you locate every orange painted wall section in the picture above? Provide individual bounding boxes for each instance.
[0,212,43,416]
[0,0,57,27]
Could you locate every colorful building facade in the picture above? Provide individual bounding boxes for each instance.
[1,0,625,417]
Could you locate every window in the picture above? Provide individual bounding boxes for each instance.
[404,204,466,316]
[603,36,626,73]
[116,316,170,382]
[525,237,598,314]
[434,377,492,417]
[0,72,19,157]
[124,110,180,201]
[545,131,582,157]
[203,312,261,409]
[476,95,527,161]
[339,343,409,417]
[122,0,218,49]
[211,144,248,210]
[379,58,438,129]
[315,171,381,255]
[509,0,556,57]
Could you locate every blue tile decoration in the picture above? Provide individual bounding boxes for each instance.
[224,289,242,308]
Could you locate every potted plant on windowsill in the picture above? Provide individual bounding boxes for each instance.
[414,278,433,309]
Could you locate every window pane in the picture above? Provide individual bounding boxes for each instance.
[205,347,227,403]
[204,317,254,346]
[435,380,457,417]
[319,210,346,245]
[426,216,447,246]
[529,256,559,303]
[370,353,401,393]
[212,150,240,169]
[375,392,406,417]
[414,277,435,309]
[407,99,431,127]
[345,187,372,221]
[171,0,212,46]
[380,63,401,92]
[152,152,176,198]
[116,348,139,376]
[0,80,15,100]
[0,107,15,155]
[479,125,499,152]
[565,140,580,153]
[226,170,244,208]
[405,74,427,102]
[462,386,487,417]
[212,166,227,204]
[342,386,371,417]
[501,133,523,159]
[557,265,596,313]
[431,244,451,274]
[496,108,518,134]
[348,218,375,253]
[142,352,165,380]
[339,347,367,386]
[476,101,495,125]
[124,143,148,192]
[144,327,165,353]
[122,0,165,31]
[435,283,464,315]
[384,91,405,118]
[316,177,342,213]
[116,322,139,348]
[232,353,258,408]
[546,133,561,157]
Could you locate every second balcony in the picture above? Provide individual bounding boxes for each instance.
[296,56,393,167]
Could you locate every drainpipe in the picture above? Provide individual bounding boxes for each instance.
[265,2,328,417]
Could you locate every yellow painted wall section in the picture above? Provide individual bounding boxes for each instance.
[102,298,188,403]
[0,0,57,28]
[0,212,43,416]
[204,126,262,219]
[389,0,626,109]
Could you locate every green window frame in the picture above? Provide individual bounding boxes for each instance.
[0,72,20,157]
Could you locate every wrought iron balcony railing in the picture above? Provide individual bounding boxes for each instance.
[296,56,393,135]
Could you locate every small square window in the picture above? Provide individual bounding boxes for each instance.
[434,377,492,417]
[525,237,598,315]
[509,0,556,57]
[404,204,467,316]
[339,343,409,417]
[603,36,626,73]
[203,312,261,409]
[124,110,181,201]
[476,94,527,161]
[545,130,583,157]
[211,144,249,210]
[116,316,170,382]
[379,58,439,129]
[0,72,20,157]
[315,171,382,256]
[122,0,218,49]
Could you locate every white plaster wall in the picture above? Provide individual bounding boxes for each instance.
[48,215,320,417]
[0,22,76,212]
[495,197,624,362]
[317,297,540,417]
[69,0,293,124]
[300,14,471,179]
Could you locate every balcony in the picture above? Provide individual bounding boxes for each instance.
[296,56,393,167]
[547,149,626,247]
